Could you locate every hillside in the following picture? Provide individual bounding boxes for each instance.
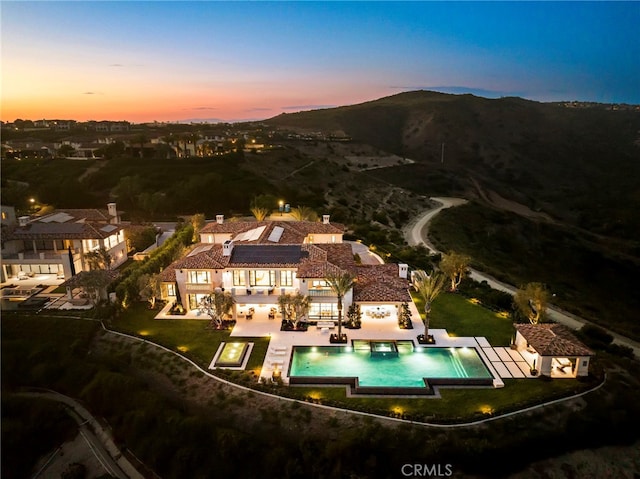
[266,90,640,242]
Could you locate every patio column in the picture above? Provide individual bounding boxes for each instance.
[32,240,38,254]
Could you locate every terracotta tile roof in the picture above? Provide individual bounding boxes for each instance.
[5,221,123,240]
[61,269,120,288]
[199,219,344,244]
[353,264,412,303]
[200,220,260,236]
[159,265,176,282]
[49,208,115,222]
[514,323,594,356]
[172,245,229,270]
[296,243,356,278]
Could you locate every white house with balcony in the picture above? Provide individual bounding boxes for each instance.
[159,216,411,321]
[0,203,127,281]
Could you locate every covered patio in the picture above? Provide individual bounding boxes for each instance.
[512,323,594,378]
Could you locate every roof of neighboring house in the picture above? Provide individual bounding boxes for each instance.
[61,269,120,288]
[3,206,122,241]
[41,208,116,223]
[353,264,412,303]
[514,323,594,357]
[4,221,123,240]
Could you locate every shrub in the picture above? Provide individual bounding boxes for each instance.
[580,324,614,345]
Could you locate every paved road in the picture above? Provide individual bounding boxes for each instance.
[405,197,640,358]
[17,390,144,479]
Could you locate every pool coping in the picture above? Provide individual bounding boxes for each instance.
[287,341,496,396]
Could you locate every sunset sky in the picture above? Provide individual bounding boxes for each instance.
[2,1,639,123]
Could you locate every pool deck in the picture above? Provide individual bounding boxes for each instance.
[224,301,522,386]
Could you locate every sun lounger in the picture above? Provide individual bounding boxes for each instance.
[316,321,335,329]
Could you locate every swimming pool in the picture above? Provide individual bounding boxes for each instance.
[288,341,494,394]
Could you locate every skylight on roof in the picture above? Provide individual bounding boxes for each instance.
[188,244,214,256]
[100,224,117,233]
[267,226,284,243]
[234,225,266,242]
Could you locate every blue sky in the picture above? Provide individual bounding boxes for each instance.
[2,1,639,122]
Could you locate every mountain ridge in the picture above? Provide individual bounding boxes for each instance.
[265,90,640,242]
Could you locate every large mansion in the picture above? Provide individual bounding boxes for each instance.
[0,203,127,282]
[160,215,411,321]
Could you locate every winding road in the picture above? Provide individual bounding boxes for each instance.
[404,197,640,357]
[18,390,144,479]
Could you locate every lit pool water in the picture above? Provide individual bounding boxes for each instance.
[289,343,492,388]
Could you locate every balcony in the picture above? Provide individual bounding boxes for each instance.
[1,250,79,262]
[308,289,336,298]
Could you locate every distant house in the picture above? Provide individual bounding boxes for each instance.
[513,323,594,378]
[1,203,127,281]
[159,215,410,320]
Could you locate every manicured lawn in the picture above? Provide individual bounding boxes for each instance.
[413,291,514,345]
[110,303,269,372]
[3,308,600,423]
[109,300,598,422]
[290,377,588,422]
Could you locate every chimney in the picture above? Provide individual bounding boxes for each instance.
[322,214,330,224]
[398,264,408,279]
[107,203,119,223]
[223,240,234,257]
[216,214,224,225]
[18,216,30,227]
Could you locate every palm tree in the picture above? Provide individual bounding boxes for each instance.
[250,206,270,221]
[199,291,236,329]
[290,206,318,222]
[514,282,549,324]
[413,270,446,343]
[325,271,356,342]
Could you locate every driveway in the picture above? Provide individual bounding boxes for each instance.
[404,197,640,358]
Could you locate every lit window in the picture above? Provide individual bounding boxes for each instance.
[280,270,293,287]
[249,270,276,286]
[188,271,210,284]
[233,270,246,286]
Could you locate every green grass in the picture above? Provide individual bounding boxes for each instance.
[3,306,600,423]
[290,377,587,423]
[109,299,598,422]
[413,291,514,345]
[110,303,269,373]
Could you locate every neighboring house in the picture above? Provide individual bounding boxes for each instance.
[513,323,594,378]
[159,215,410,320]
[0,203,127,281]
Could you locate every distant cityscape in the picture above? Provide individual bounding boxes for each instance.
[0,118,352,161]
